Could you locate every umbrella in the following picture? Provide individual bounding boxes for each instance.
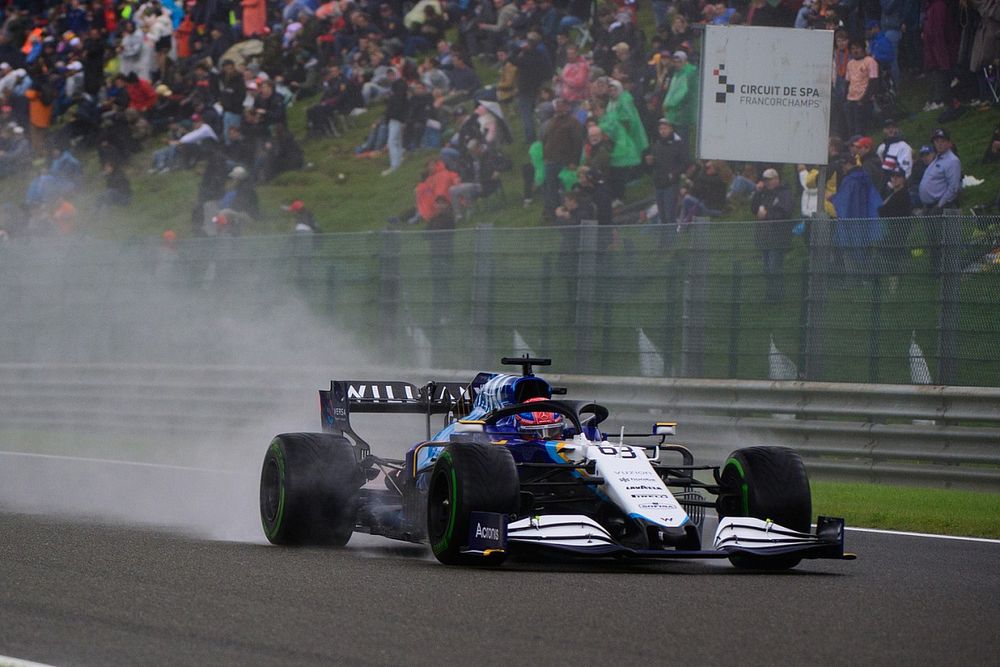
[477,100,513,145]
[220,39,264,68]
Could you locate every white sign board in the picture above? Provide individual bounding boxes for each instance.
[697,25,834,165]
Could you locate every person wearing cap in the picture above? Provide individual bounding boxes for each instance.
[156,112,218,171]
[878,167,913,288]
[750,168,794,303]
[662,50,697,140]
[645,117,688,237]
[876,117,913,188]
[918,128,961,273]
[213,164,259,231]
[908,144,935,205]
[851,136,883,191]
[286,200,318,232]
[918,128,961,211]
[865,19,897,88]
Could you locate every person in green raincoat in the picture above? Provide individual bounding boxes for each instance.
[596,84,642,203]
[662,51,698,141]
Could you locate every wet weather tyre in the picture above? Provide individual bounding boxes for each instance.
[717,446,812,571]
[426,443,520,566]
[259,432,363,546]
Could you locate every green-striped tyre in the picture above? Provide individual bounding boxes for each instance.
[426,442,520,566]
[259,433,362,546]
[717,446,812,571]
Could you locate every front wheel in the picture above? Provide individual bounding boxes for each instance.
[260,432,363,546]
[426,442,520,566]
[717,446,812,570]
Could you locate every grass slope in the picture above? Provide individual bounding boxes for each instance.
[6,37,997,240]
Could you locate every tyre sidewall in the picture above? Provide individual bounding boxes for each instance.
[260,432,362,546]
[718,446,812,570]
[428,443,519,565]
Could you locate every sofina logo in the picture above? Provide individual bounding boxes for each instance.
[713,63,735,103]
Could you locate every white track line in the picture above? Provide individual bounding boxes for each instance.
[4,451,997,544]
[846,526,1000,544]
[0,450,234,475]
[0,655,57,667]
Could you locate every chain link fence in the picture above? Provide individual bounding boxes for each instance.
[1,213,998,385]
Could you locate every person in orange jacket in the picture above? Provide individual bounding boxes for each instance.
[24,81,54,156]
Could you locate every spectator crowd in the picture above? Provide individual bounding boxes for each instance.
[0,0,996,259]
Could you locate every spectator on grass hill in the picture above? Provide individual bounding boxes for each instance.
[750,168,794,304]
[918,128,962,275]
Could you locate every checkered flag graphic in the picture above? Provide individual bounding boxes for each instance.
[713,64,736,103]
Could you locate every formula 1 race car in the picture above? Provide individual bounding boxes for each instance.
[259,356,854,569]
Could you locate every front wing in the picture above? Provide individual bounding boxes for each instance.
[462,513,854,561]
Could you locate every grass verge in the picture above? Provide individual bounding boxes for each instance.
[4,429,997,539]
[812,480,1000,539]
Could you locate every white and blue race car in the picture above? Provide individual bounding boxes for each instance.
[259,356,854,569]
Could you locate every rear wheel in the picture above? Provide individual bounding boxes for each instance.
[260,432,363,546]
[717,446,812,570]
[427,442,520,566]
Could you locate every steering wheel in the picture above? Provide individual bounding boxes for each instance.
[481,399,585,435]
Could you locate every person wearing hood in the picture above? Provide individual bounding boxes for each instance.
[382,78,409,176]
[831,158,884,280]
[662,50,697,141]
[646,117,688,234]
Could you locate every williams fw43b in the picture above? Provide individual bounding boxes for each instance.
[259,357,855,569]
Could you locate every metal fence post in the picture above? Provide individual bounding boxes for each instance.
[728,261,743,377]
[805,216,832,380]
[471,223,494,369]
[869,275,882,383]
[680,219,709,378]
[574,220,599,372]
[938,211,961,385]
[378,229,401,362]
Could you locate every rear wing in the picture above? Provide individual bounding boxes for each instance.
[320,379,478,456]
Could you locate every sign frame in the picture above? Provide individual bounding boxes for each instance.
[696,25,834,165]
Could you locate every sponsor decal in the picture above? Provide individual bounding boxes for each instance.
[467,511,507,551]
[712,62,822,108]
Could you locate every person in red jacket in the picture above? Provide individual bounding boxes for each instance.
[921,0,958,110]
[124,72,157,112]
[415,159,461,221]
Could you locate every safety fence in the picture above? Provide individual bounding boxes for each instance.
[1,214,999,386]
[1,364,997,491]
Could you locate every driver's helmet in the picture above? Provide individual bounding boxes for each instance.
[514,397,564,440]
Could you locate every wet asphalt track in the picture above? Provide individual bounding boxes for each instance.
[2,511,999,666]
